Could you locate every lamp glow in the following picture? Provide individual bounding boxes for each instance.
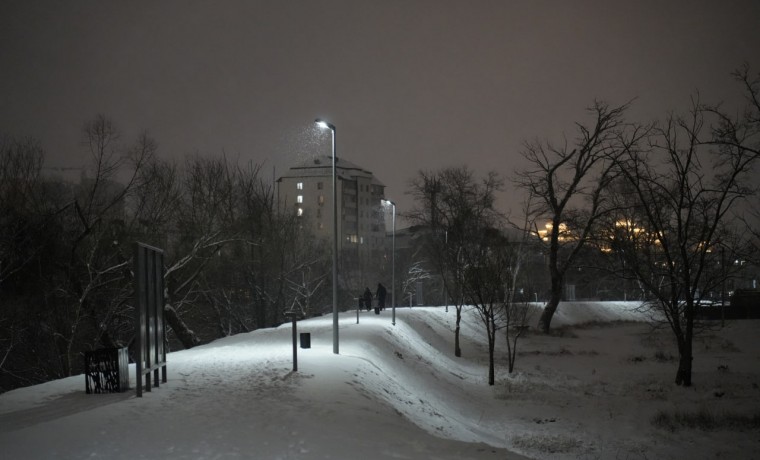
[315,119,336,131]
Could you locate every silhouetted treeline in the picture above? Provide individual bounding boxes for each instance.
[0,116,329,392]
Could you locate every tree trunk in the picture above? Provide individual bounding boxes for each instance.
[164,304,200,349]
[507,330,517,373]
[538,280,562,333]
[454,305,462,357]
[487,314,496,386]
[675,345,693,386]
[675,316,694,386]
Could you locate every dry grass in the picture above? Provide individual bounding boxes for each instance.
[511,433,585,454]
[651,408,760,432]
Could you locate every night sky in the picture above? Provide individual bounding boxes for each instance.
[2,0,758,215]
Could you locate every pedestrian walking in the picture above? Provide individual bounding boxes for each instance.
[376,283,387,310]
[363,287,372,311]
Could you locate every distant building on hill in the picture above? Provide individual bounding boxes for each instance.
[276,156,388,291]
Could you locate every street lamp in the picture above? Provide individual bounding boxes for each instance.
[381,199,396,326]
[315,118,339,354]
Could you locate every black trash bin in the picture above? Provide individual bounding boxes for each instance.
[300,332,311,349]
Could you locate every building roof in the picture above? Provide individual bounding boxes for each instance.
[278,155,385,186]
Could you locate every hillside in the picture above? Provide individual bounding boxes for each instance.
[1,303,758,459]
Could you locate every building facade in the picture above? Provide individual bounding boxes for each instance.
[277,156,388,291]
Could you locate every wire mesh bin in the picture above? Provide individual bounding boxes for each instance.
[85,347,130,393]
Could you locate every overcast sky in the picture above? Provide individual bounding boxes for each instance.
[2,0,759,215]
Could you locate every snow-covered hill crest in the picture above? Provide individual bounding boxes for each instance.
[2,302,758,459]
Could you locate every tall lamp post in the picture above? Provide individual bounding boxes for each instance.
[381,199,396,326]
[315,119,339,354]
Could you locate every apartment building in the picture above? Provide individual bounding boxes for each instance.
[276,156,388,289]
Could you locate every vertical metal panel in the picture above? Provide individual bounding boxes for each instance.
[156,250,167,384]
[134,242,167,397]
[146,248,155,392]
[135,244,145,397]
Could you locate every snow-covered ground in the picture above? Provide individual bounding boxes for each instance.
[1,302,758,459]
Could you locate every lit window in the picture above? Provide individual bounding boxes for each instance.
[297,195,303,203]
[297,208,303,216]
[297,182,303,190]
[318,195,325,205]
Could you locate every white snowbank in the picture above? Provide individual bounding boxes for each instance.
[1,302,758,459]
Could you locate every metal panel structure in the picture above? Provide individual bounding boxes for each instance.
[134,242,167,397]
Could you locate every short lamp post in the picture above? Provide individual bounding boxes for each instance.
[381,199,396,326]
[315,118,339,354]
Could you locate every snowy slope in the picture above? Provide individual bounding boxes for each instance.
[1,302,758,459]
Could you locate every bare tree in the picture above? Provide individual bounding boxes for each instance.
[708,64,760,266]
[407,166,503,357]
[457,215,533,383]
[460,226,510,385]
[1,116,156,378]
[514,101,644,332]
[52,116,153,373]
[407,170,462,355]
[133,154,329,347]
[284,268,327,319]
[0,135,57,389]
[241,166,330,329]
[1,122,328,389]
[612,70,759,385]
[461,205,535,383]
[400,260,433,304]
[0,136,54,284]
[503,201,537,374]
